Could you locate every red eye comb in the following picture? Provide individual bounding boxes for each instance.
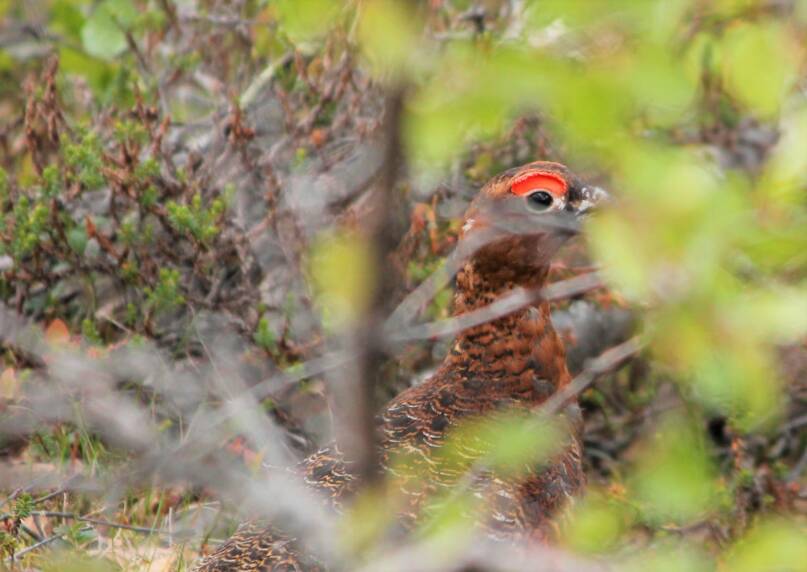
[511,172,567,197]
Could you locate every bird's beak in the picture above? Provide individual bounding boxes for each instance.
[575,185,610,217]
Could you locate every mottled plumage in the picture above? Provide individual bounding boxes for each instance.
[194,162,604,571]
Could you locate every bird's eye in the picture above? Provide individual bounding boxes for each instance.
[525,190,554,212]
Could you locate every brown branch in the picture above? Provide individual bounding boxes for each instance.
[386,271,605,344]
[338,87,406,486]
[541,336,643,416]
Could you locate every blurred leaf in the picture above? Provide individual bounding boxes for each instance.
[720,22,799,118]
[81,0,137,60]
[358,0,422,79]
[693,344,784,430]
[276,0,341,43]
[622,47,696,125]
[59,47,117,95]
[310,232,374,328]
[759,103,807,206]
[51,0,86,40]
[630,414,717,523]
[563,489,631,554]
[588,210,649,299]
[440,412,566,477]
[727,288,807,342]
[621,541,713,572]
[341,487,398,554]
[406,46,554,165]
[724,519,807,572]
[67,226,88,255]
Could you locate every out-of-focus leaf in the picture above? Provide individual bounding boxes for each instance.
[439,412,566,477]
[309,232,374,328]
[693,344,784,430]
[563,489,631,554]
[358,0,422,78]
[759,104,807,206]
[727,288,807,342]
[67,226,88,256]
[407,45,563,166]
[587,210,649,299]
[623,47,696,125]
[341,487,398,554]
[724,519,807,572]
[798,0,807,22]
[51,0,86,41]
[630,414,717,523]
[276,0,341,43]
[621,541,713,572]
[81,0,138,60]
[720,22,799,118]
[59,47,117,94]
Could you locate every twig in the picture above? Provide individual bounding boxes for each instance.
[386,271,604,343]
[239,53,294,110]
[338,87,407,484]
[4,526,90,564]
[31,511,168,535]
[542,337,643,416]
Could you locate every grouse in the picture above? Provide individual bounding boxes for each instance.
[194,161,608,571]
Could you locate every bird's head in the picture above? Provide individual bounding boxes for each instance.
[460,161,608,284]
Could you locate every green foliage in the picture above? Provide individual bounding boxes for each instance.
[81,318,102,345]
[0,530,17,559]
[113,119,148,147]
[166,193,225,244]
[630,415,717,523]
[63,130,106,191]
[720,22,798,118]
[14,493,33,520]
[41,165,62,198]
[81,0,138,60]
[254,316,277,352]
[7,196,49,260]
[66,224,87,255]
[310,231,374,328]
[724,519,807,572]
[145,268,185,312]
[276,0,340,43]
[563,490,630,554]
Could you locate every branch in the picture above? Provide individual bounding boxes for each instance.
[386,271,604,344]
[541,336,643,416]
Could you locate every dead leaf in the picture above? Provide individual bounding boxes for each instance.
[45,319,70,345]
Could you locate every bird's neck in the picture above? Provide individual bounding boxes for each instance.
[444,261,571,396]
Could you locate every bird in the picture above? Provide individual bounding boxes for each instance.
[194,161,608,571]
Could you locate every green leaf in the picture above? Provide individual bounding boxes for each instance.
[309,232,374,328]
[80,0,138,60]
[725,520,807,572]
[720,22,798,118]
[630,415,717,523]
[358,0,422,78]
[564,490,630,554]
[276,0,340,43]
[67,226,88,256]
